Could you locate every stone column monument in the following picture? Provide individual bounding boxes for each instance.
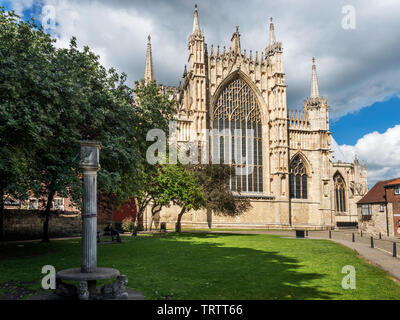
[80,141,100,274]
[54,141,128,300]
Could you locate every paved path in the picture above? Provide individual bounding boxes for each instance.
[185,229,400,282]
[304,230,400,281]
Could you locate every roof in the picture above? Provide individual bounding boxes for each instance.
[385,178,400,187]
[358,178,400,204]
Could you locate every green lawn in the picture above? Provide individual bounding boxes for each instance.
[1,232,400,300]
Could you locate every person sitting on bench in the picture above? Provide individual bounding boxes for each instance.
[104,223,122,242]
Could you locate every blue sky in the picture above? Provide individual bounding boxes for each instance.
[2,0,400,186]
[331,96,400,145]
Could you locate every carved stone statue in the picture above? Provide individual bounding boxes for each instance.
[101,275,128,299]
[78,281,89,300]
[55,279,77,298]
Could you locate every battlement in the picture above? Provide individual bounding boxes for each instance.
[288,109,310,130]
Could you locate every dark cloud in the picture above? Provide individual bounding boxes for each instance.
[12,0,400,118]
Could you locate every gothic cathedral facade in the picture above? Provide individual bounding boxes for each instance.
[141,5,368,230]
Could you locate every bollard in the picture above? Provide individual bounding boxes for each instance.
[379,232,382,240]
[360,230,363,237]
[370,236,374,248]
[329,230,332,239]
[352,233,355,243]
[393,242,397,258]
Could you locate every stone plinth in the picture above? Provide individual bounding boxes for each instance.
[55,268,128,300]
[57,267,120,281]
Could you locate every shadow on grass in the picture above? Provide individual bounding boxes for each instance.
[100,232,337,299]
[0,233,337,300]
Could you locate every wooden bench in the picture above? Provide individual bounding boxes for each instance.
[97,231,115,243]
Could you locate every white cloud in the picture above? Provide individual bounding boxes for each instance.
[34,0,157,86]
[9,0,34,15]
[9,0,400,117]
[6,0,400,189]
[337,125,400,186]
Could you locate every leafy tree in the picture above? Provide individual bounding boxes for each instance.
[0,8,176,241]
[0,8,57,241]
[129,81,176,235]
[155,163,206,232]
[0,148,28,241]
[187,164,251,223]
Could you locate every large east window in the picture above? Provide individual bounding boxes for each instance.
[213,77,263,193]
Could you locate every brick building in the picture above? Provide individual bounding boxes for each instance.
[357,178,400,237]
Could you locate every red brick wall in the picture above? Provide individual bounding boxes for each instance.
[386,186,400,214]
[386,186,400,236]
[4,194,78,212]
[113,198,137,223]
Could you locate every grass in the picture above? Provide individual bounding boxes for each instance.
[1,232,400,300]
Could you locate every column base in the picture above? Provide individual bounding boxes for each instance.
[55,268,129,300]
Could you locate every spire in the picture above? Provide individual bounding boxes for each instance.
[183,64,187,78]
[231,25,241,55]
[310,57,320,98]
[269,17,276,46]
[144,35,154,84]
[192,4,201,35]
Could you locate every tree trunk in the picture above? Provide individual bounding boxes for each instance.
[0,190,4,242]
[42,190,55,243]
[132,225,138,236]
[132,198,150,236]
[175,207,186,233]
[132,208,144,236]
[206,209,212,229]
[150,204,162,231]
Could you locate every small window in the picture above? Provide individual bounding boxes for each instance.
[28,199,38,210]
[362,204,372,216]
[52,198,64,211]
[379,204,385,212]
[395,185,400,195]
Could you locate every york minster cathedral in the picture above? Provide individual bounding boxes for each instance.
[141,5,368,230]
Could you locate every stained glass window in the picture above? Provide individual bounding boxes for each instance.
[334,173,346,212]
[213,77,263,193]
[289,156,307,199]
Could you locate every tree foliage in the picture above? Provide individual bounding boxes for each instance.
[187,164,251,218]
[155,162,206,232]
[0,8,176,241]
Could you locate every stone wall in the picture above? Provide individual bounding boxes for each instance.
[3,193,122,240]
[4,210,82,241]
[148,199,331,231]
[357,203,394,237]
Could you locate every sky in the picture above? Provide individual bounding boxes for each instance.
[1,0,399,187]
